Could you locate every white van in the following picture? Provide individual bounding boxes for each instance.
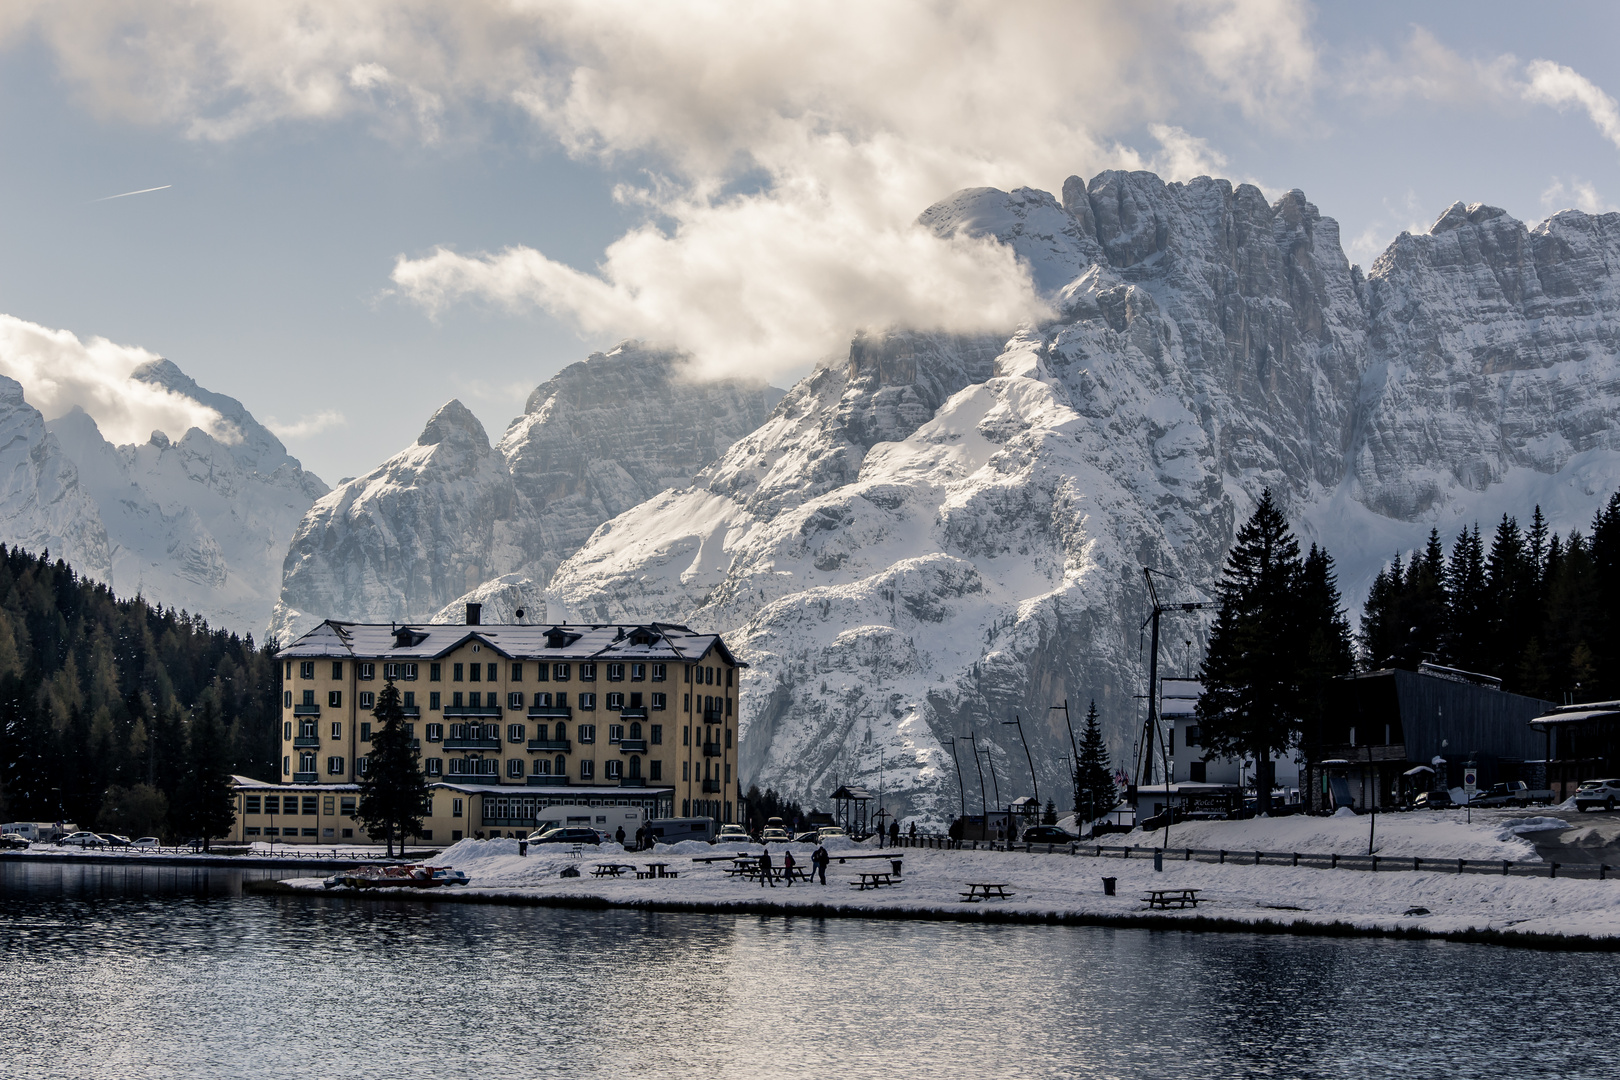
[647,817,716,845]
[530,804,644,843]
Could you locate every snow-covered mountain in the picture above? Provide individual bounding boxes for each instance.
[0,347,329,635]
[269,170,1620,823]
[270,342,782,641]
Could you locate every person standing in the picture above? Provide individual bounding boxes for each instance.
[781,848,796,887]
[615,825,626,847]
[812,843,829,885]
[758,848,775,887]
[889,820,900,846]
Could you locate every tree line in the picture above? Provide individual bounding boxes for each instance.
[0,545,278,839]
[1359,495,1620,701]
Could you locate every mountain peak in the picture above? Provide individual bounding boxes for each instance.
[417,399,489,448]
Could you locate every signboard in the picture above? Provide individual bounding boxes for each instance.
[1463,765,1478,801]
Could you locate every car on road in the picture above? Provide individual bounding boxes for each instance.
[56,831,105,848]
[98,833,133,847]
[1575,778,1620,812]
[1021,825,1080,844]
[0,833,30,849]
[792,830,821,843]
[1412,789,1453,810]
[528,827,602,846]
[715,824,751,843]
[760,828,792,844]
[132,837,161,848]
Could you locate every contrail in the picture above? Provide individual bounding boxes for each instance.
[94,185,172,202]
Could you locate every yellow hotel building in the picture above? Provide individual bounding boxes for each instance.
[232,605,744,846]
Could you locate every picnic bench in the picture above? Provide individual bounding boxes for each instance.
[1143,888,1201,909]
[959,882,1011,902]
[852,871,897,891]
[592,863,636,878]
[635,862,678,879]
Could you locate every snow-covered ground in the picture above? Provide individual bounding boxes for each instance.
[1126,810,1564,863]
[286,832,1620,943]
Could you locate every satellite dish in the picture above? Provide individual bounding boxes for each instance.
[515,607,525,620]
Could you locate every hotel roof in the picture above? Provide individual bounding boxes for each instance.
[276,619,743,667]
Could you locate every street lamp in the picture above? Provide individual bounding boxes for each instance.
[1002,715,1039,812]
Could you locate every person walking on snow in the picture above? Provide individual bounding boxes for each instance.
[758,848,775,887]
[812,843,830,885]
[781,848,796,886]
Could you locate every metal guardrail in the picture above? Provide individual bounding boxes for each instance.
[886,834,1615,880]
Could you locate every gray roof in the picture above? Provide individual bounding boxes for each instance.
[277,620,743,666]
[428,782,675,797]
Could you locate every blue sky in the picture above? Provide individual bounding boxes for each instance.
[0,1,1617,483]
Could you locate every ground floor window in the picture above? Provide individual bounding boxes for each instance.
[301,828,317,837]
[322,828,334,838]
[245,827,261,836]
[341,828,353,839]
[452,830,463,841]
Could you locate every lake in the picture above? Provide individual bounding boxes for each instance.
[1,860,1614,1079]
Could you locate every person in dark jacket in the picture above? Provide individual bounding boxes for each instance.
[615,825,626,847]
[888,820,900,845]
[758,849,775,887]
[781,848,796,886]
[812,843,830,885]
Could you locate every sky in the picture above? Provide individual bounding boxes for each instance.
[0,1,1618,484]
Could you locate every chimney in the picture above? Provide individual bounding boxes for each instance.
[465,603,482,626]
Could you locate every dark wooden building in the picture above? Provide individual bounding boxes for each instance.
[1528,701,1620,800]
[1304,664,1554,812]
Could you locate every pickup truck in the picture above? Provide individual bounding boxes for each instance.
[1467,782,1555,808]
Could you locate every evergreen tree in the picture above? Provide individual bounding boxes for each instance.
[170,701,236,850]
[1444,525,1489,668]
[1197,490,1350,813]
[354,679,427,856]
[1042,799,1057,825]
[1073,701,1115,821]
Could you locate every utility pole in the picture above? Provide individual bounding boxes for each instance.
[1003,715,1038,811]
[1134,567,1211,832]
[1052,701,1079,814]
[944,737,967,824]
[981,741,1002,840]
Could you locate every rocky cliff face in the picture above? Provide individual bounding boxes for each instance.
[542,174,1620,822]
[271,342,782,641]
[0,376,113,580]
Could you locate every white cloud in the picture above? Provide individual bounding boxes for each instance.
[265,409,346,439]
[0,315,234,446]
[1,1,1326,382]
[1147,124,1231,182]
[1523,59,1620,151]
[1540,176,1619,216]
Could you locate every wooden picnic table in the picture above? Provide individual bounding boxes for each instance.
[592,863,636,878]
[960,882,1011,902]
[852,871,897,891]
[1143,888,1201,909]
[637,862,678,879]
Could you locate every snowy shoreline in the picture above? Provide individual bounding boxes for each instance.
[259,832,1620,951]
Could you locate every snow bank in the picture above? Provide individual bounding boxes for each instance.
[1130,811,1545,862]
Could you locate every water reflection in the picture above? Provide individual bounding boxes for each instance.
[0,862,1615,1079]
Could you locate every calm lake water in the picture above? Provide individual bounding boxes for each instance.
[2,860,1616,1079]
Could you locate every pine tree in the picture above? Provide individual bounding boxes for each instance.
[1444,525,1489,668]
[170,700,237,850]
[1073,701,1115,822]
[1197,490,1350,813]
[354,679,427,856]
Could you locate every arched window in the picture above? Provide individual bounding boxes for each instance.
[629,755,642,779]
[630,722,642,740]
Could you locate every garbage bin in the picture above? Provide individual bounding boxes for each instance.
[890,858,903,876]
[1153,849,1163,872]
[519,839,529,858]
[1102,876,1117,896]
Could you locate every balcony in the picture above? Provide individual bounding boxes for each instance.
[527,706,572,719]
[292,772,319,783]
[443,706,502,718]
[293,735,321,749]
[703,742,723,757]
[703,709,724,722]
[442,737,501,750]
[293,704,321,717]
[527,775,571,787]
[617,739,648,753]
[445,767,500,781]
[702,778,722,793]
[401,707,421,718]
[619,777,648,788]
[527,739,571,753]
[618,707,649,719]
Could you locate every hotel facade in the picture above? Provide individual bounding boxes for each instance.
[231,607,744,846]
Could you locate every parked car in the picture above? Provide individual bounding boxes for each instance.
[0,833,30,849]
[715,824,751,843]
[98,833,133,847]
[528,827,602,846]
[792,830,821,844]
[56,831,105,848]
[1412,789,1453,811]
[1021,825,1080,844]
[760,828,792,844]
[816,826,847,841]
[132,837,161,848]
[1574,778,1620,812]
